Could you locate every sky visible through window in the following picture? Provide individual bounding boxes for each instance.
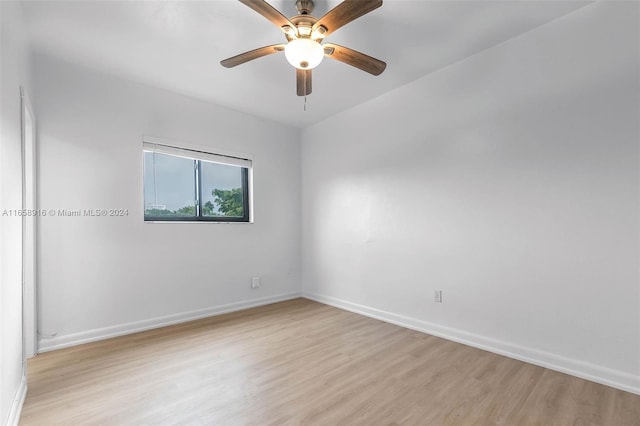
[144,152,242,214]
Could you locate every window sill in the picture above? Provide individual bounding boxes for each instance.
[144,220,253,224]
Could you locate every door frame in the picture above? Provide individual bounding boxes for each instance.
[21,86,37,358]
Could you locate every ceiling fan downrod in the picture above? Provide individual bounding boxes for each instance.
[296,0,315,15]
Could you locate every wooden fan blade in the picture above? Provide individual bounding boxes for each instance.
[312,0,382,38]
[296,69,312,96]
[239,0,297,36]
[323,43,386,75]
[221,44,285,68]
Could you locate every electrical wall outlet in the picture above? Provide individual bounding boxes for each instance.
[251,276,260,289]
[434,290,442,303]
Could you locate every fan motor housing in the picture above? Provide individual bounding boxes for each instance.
[288,15,318,40]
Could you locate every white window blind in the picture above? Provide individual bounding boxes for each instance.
[142,140,251,169]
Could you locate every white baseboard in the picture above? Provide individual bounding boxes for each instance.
[303,292,640,395]
[39,292,301,353]
[5,375,27,426]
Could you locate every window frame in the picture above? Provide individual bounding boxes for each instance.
[143,139,252,223]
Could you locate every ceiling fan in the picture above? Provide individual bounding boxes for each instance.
[221,0,386,96]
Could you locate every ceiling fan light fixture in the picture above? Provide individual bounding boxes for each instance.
[282,25,298,38]
[311,25,327,39]
[284,38,324,69]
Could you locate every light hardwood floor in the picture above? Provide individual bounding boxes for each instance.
[20,298,639,425]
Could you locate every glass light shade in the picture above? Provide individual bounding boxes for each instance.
[284,39,324,70]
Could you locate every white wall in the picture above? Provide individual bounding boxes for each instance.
[302,2,639,393]
[0,2,31,424]
[33,53,301,350]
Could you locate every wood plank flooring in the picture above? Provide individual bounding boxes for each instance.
[19,298,640,425]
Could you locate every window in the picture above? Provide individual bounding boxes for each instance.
[143,141,251,222]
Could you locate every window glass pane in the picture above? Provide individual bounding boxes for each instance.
[144,152,196,217]
[200,161,246,218]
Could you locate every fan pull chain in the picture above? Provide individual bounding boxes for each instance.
[304,95,307,111]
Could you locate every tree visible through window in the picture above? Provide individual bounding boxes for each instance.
[143,144,251,222]
[203,189,244,217]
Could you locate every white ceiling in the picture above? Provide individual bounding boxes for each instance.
[21,0,591,128]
